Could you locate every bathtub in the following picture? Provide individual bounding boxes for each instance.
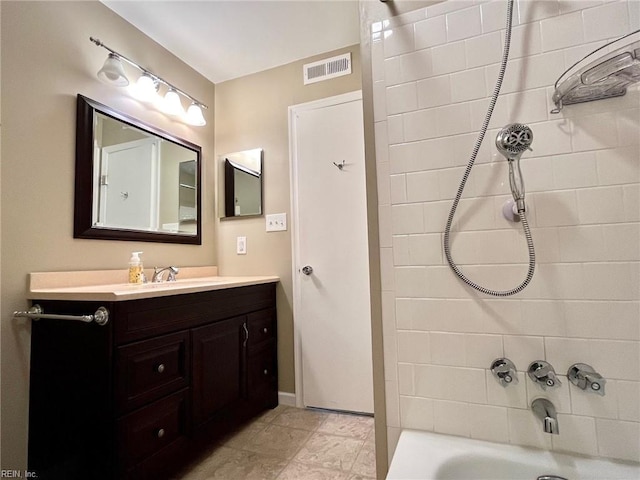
[387,430,640,480]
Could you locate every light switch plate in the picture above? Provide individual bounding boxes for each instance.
[236,236,247,255]
[266,213,287,232]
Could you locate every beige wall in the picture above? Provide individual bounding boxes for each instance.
[215,45,362,395]
[1,1,215,468]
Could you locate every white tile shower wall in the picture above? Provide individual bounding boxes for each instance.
[372,0,640,464]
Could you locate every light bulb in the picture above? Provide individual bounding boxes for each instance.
[162,89,184,116]
[186,103,206,126]
[130,73,159,102]
[97,53,129,86]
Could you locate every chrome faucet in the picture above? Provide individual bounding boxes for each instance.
[531,398,559,435]
[152,266,179,283]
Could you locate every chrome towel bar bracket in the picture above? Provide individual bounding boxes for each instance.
[13,304,110,326]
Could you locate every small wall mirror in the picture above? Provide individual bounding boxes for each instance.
[75,95,202,244]
[222,148,263,218]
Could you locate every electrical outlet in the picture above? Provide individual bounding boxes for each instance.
[236,236,247,255]
[266,213,287,232]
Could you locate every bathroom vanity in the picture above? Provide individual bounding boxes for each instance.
[25,269,278,480]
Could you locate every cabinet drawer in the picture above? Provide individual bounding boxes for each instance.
[247,308,276,349]
[113,283,277,343]
[116,331,189,412]
[248,344,277,403]
[117,389,188,469]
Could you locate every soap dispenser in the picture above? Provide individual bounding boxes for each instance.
[128,251,145,284]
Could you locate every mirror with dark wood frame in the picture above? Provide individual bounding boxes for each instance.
[74,94,202,244]
[222,148,263,218]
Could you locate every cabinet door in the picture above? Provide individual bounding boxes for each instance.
[191,316,246,426]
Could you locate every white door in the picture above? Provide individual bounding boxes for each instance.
[290,91,374,414]
[99,138,159,230]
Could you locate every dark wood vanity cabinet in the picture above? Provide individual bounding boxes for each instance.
[27,283,278,480]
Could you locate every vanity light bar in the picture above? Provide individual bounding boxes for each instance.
[90,37,208,125]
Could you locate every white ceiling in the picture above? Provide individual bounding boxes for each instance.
[101,1,361,84]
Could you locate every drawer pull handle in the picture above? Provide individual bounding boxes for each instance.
[263,327,268,334]
[263,369,269,375]
[156,428,165,438]
[156,364,165,373]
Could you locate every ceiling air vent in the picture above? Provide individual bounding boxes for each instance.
[303,53,352,85]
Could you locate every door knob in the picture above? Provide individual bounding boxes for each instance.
[302,265,313,276]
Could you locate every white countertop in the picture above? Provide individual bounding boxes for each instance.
[28,266,279,302]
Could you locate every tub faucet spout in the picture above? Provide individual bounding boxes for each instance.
[544,416,559,435]
[531,398,559,435]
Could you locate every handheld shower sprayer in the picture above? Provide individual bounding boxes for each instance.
[443,0,536,297]
[495,123,533,213]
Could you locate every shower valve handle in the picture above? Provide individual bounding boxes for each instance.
[568,363,606,396]
[491,358,519,387]
[528,361,561,390]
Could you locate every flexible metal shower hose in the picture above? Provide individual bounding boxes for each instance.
[443,0,536,297]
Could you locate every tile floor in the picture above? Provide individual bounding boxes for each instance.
[176,405,376,480]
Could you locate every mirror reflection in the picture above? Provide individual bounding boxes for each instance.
[222,148,263,217]
[178,160,197,233]
[75,95,202,244]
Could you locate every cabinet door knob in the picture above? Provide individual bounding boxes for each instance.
[263,369,269,375]
[156,428,165,438]
[263,327,268,334]
[156,364,165,373]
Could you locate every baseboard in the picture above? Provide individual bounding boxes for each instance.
[278,391,296,407]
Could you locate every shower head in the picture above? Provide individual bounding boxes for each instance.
[495,123,533,160]
[496,123,533,213]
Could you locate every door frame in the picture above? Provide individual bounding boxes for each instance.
[98,137,160,230]
[288,90,364,408]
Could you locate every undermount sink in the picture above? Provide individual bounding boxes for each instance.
[173,277,224,284]
[124,277,224,288]
[161,278,225,287]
